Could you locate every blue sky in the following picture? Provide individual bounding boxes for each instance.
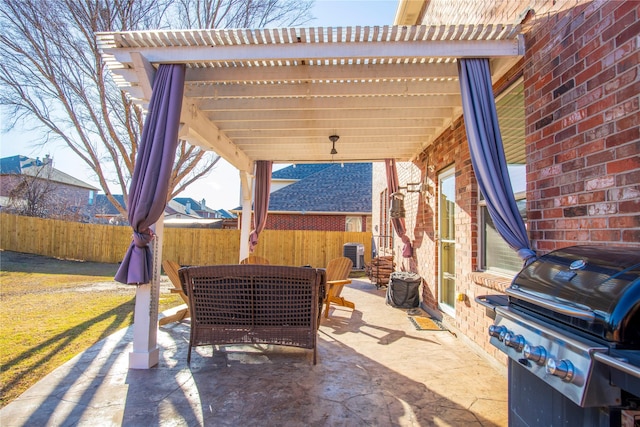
[0,1,400,209]
[311,0,398,26]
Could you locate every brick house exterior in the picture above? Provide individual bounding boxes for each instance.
[265,213,367,231]
[0,155,99,220]
[237,163,372,232]
[373,1,639,366]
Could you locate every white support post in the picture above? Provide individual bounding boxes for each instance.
[129,217,164,369]
[239,168,254,262]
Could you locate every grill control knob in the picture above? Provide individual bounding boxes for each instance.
[546,358,574,382]
[488,325,508,341]
[503,333,525,352]
[523,344,547,365]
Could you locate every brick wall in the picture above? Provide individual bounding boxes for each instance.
[0,174,92,212]
[262,213,370,231]
[525,1,640,253]
[0,174,17,197]
[371,1,639,365]
[411,118,505,359]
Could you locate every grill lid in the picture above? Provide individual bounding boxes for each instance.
[507,245,640,346]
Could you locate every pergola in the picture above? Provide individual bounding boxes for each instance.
[97,20,527,368]
[98,24,523,163]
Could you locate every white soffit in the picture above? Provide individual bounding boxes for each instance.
[97,25,524,170]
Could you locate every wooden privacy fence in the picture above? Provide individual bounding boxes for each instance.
[0,213,372,269]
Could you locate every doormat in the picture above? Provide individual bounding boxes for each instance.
[408,316,447,331]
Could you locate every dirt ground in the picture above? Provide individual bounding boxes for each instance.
[0,250,120,275]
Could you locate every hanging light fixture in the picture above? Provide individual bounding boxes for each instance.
[329,135,339,155]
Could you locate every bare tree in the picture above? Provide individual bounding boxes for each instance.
[6,159,55,217]
[0,0,313,216]
[171,0,313,28]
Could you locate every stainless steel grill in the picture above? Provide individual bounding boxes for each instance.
[477,245,640,426]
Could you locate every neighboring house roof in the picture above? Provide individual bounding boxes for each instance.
[165,199,201,218]
[0,156,23,174]
[173,197,212,213]
[214,209,236,219]
[0,155,99,191]
[267,163,371,213]
[173,197,237,218]
[94,195,230,220]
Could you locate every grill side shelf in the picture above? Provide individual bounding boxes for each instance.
[604,350,640,397]
[475,294,508,320]
[593,352,640,380]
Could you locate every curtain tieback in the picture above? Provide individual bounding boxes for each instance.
[133,229,154,248]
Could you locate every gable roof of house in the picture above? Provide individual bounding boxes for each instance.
[172,197,237,218]
[0,155,99,191]
[93,195,232,220]
[267,163,371,213]
[0,156,23,174]
[173,197,213,213]
[214,209,236,219]
[271,164,333,180]
[165,199,201,218]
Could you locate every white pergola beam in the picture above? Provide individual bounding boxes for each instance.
[209,109,449,124]
[105,37,523,64]
[218,121,445,132]
[184,80,462,98]
[243,149,419,162]
[129,52,156,100]
[185,62,459,83]
[239,137,427,147]
[110,62,460,92]
[198,95,459,112]
[178,100,253,172]
[225,128,437,139]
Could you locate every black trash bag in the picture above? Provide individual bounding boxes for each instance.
[386,272,421,308]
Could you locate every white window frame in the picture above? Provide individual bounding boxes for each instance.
[479,190,527,275]
[345,216,362,232]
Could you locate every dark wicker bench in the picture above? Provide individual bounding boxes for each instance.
[178,264,326,364]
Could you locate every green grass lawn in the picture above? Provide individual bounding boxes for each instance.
[0,259,182,408]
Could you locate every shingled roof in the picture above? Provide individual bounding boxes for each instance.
[173,197,213,213]
[268,163,371,213]
[173,197,237,218]
[271,164,333,180]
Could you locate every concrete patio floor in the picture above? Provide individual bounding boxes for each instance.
[0,278,508,426]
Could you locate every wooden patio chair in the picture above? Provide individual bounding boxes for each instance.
[159,260,190,325]
[323,257,354,318]
[240,255,270,265]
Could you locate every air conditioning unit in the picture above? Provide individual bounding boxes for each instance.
[343,243,365,269]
